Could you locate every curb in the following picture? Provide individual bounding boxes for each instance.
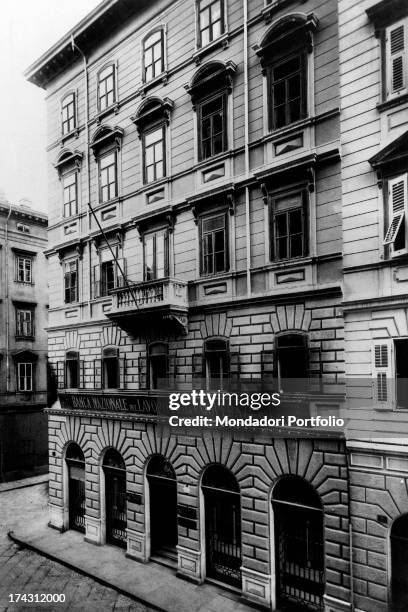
[7,531,167,612]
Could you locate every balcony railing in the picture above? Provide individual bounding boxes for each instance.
[109,277,188,315]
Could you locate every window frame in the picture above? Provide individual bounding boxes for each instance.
[15,254,33,283]
[199,211,229,276]
[204,337,230,389]
[102,346,119,390]
[143,229,169,281]
[16,307,34,339]
[62,171,78,217]
[267,49,308,131]
[269,188,309,262]
[97,63,117,112]
[98,149,118,203]
[197,91,227,161]
[64,259,79,304]
[17,362,33,392]
[61,92,77,136]
[197,0,225,48]
[143,29,165,83]
[142,123,166,184]
[384,173,408,256]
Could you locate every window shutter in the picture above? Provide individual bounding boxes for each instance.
[372,341,394,409]
[384,176,407,246]
[192,352,204,386]
[138,354,147,390]
[79,360,85,389]
[120,356,127,390]
[93,358,102,389]
[92,265,100,299]
[387,21,407,96]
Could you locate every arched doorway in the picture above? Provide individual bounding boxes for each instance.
[103,449,127,548]
[391,514,408,610]
[202,465,241,589]
[147,455,177,561]
[66,443,85,533]
[272,476,324,611]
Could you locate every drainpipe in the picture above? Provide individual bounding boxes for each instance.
[243,0,251,297]
[5,202,12,392]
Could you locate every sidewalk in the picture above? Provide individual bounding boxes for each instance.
[0,473,49,493]
[9,522,256,612]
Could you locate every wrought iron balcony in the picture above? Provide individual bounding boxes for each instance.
[107,277,188,333]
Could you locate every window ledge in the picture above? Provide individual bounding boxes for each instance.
[193,33,230,65]
[60,126,81,144]
[377,93,408,113]
[15,336,35,341]
[196,150,232,171]
[138,71,169,96]
[96,102,120,124]
[97,195,121,208]
[14,281,34,286]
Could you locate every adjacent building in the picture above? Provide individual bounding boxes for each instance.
[0,198,48,480]
[25,0,408,610]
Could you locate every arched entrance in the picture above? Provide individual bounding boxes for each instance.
[147,455,177,561]
[272,476,324,611]
[391,514,408,610]
[66,443,86,533]
[202,465,241,589]
[103,449,127,548]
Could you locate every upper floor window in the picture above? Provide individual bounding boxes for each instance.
[144,230,168,281]
[92,247,125,298]
[270,190,308,261]
[18,362,33,392]
[198,0,225,47]
[16,308,34,338]
[200,212,228,275]
[64,260,78,304]
[102,346,119,389]
[143,126,165,183]
[198,93,226,160]
[63,172,78,217]
[143,30,165,82]
[98,64,116,111]
[15,255,32,283]
[65,350,79,389]
[99,150,117,202]
[386,19,408,100]
[383,174,408,255]
[61,92,76,135]
[254,15,317,131]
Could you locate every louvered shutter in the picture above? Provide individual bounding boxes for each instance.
[138,354,147,390]
[372,341,394,409]
[384,176,407,247]
[192,353,204,387]
[93,358,102,389]
[387,21,407,96]
[92,264,100,299]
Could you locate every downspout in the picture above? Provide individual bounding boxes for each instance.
[243,0,251,297]
[5,202,12,393]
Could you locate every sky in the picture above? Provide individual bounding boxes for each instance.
[0,0,102,213]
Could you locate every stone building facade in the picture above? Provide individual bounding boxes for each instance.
[24,0,355,610]
[0,199,48,480]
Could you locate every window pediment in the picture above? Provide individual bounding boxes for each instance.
[369,130,408,186]
[130,96,173,138]
[185,60,236,106]
[12,349,38,362]
[54,148,83,175]
[367,0,408,30]
[90,124,123,157]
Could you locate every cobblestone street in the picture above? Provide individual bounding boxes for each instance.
[0,483,153,612]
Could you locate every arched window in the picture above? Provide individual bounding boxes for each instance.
[61,92,76,135]
[272,475,324,609]
[201,465,241,588]
[143,29,165,82]
[131,97,173,184]
[65,350,79,389]
[391,514,408,609]
[185,61,236,161]
[254,14,318,130]
[102,346,119,389]
[204,337,230,388]
[148,342,168,389]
